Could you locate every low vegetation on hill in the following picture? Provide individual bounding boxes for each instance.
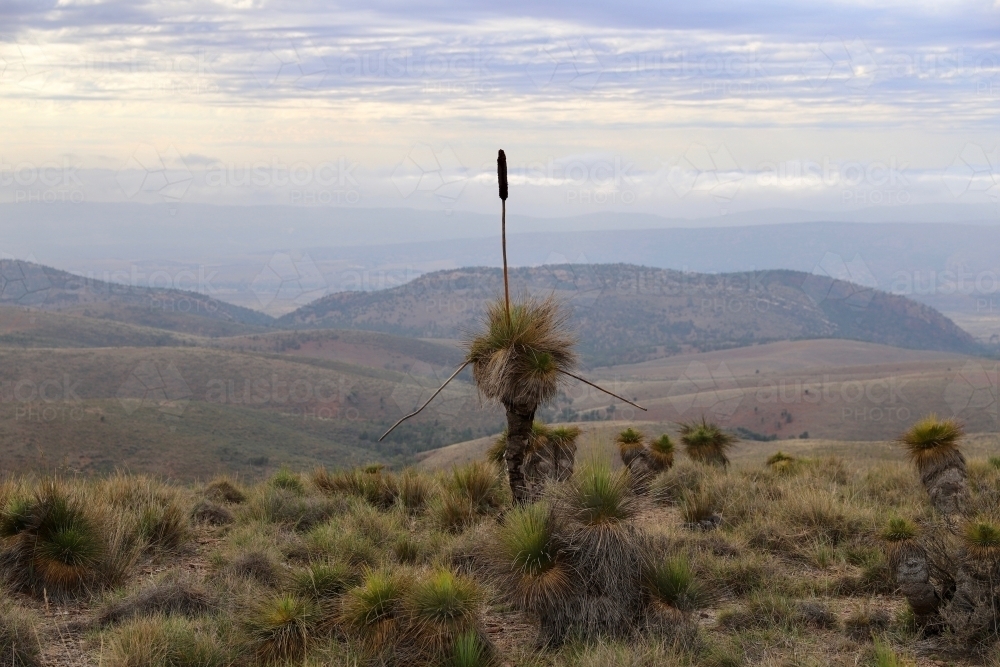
[2,420,998,666]
[278,265,980,366]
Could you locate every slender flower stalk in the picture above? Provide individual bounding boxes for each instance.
[498,149,510,324]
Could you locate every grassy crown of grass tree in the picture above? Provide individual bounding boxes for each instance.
[465,296,576,409]
[898,416,965,473]
[494,502,572,615]
[963,519,1000,561]
[407,569,482,659]
[897,415,969,515]
[679,418,736,467]
[648,434,675,471]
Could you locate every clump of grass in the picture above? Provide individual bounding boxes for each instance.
[717,592,801,631]
[407,569,482,659]
[0,604,41,667]
[313,466,399,509]
[269,467,306,495]
[342,568,412,659]
[399,470,433,512]
[190,500,234,526]
[292,560,357,603]
[99,570,214,627]
[796,600,838,629]
[103,615,228,667]
[203,477,246,504]
[222,550,284,587]
[644,555,710,613]
[0,482,105,596]
[243,486,342,531]
[872,638,908,667]
[434,462,507,532]
[844,606,891,640]
[451,629,493,667]
[989,456,1000,470]
[99,473,190,552]
[244,594,317,663]
[650,461,707,505]
[766,451,798,475]
[679,418,736,467]
[561,458,637,527]
[680,487,719,528]
[494,502,572,614]
[963,518,1000,561]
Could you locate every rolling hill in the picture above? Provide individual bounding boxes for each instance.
[278,265,981,366]
[0,259,272,336]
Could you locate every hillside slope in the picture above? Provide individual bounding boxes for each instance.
[0,259,272,336]
[279,265,980,366]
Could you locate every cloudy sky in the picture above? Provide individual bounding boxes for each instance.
[1,0,999,219]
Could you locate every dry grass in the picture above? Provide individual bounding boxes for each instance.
[0,434,996,666]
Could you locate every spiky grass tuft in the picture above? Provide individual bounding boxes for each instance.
[292,560,357,603]
[465,296,576,408]
[561,458,638,527]
[644,555,711,613]
[495,502,572,613]
[882,517,918,543]
[963,519,1000,561]
[103,615,227,667]
[342,568,411,658]
[897,415,964,473]
[244,594,317,663]
[1,482,104,595]
[451,629,493,667]
[408,569,481,658]
[679,418,736,467]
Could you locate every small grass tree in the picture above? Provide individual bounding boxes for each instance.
[679,418,736,467]
[379,150,644,502]
[897,415,969,516]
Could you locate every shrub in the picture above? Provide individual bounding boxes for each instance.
[0,604,41,667]
[244,594,317,663]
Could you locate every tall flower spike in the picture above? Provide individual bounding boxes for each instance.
[498,149,510,322]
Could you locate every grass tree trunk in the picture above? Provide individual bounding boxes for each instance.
[895,547,941,623]
[503,400,536,504]
[919,450,969,516]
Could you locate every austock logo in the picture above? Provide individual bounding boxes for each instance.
[801,252,878,310]
[117,361,192,417]
[391,144,469,208]
[944,361,999,426]
[250,252,328,310]
[0,260,52,306]
[116,145,193,201]
[390,362,471,421]
[657,143,744,212]
[668,361,743,422]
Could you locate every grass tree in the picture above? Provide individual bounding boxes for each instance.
[679,418,736,467]
[380,150,644,502]
[881,517,940,624]
[898,415,969,515]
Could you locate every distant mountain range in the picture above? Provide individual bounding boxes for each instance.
[278,265,981,366]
